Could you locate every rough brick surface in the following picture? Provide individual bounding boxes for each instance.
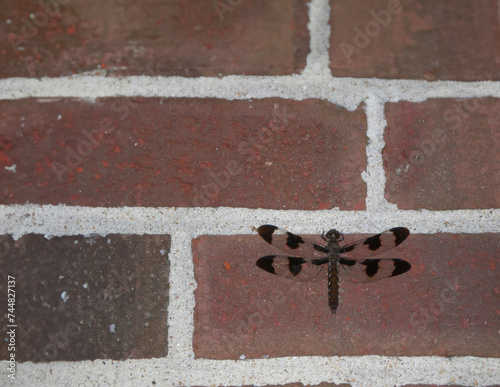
[0,98,367,210]
[1,0,309,78]
[0,234,170,362]
[384,98,499,210]
[330,0,500,81]
[193,231,499,359]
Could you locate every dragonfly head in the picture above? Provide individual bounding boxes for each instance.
[325,228,343,242]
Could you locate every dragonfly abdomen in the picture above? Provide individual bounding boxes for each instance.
[328,259,339,314]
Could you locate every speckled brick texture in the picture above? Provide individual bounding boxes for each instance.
[0,234,170,362]
[330,0,500,81]
[0,0,499,384]
[193,232,499,359]
[1,0,309,78]
[0,98,368,210]
[384,98,499,210]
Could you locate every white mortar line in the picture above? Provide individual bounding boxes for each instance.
[2,356,499,387]
[0,76,498,110]
[119,357,500,387]
[363,96,394,213]
[166,232,196,361]
[303,0,331,78]
[0,205,498,239]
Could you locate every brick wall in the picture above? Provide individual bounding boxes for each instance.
[0,0,499,386]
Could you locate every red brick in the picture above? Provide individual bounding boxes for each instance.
[384,98,499,210]
[330,0,500,81]
[0,234,170,362]
[193,232,499,359]
[1,0,309,78]
[0,98,367,209]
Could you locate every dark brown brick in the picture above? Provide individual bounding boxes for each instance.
[384,98,499,210]
[1,0,309,78]
[193,232,499,359]
[0,234,170,362]
[0,98,368,210]
[330,0,500,81]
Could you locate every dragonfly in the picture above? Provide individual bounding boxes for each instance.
[256,225,411,314]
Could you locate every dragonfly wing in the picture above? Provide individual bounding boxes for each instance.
[339,227,410,258]
[339,258,411,283]
[256,255,328,282]
[258,225,329,257]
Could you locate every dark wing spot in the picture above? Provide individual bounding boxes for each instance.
[390,227,410,246]
[391,259,411,276]
[288,257,306,276]
[339,258,356,267]
[311,258,329,266]
[340,245,355,253]
[313,244,329,254]
[256,256,276,274]
[362,259,380,277]
[364,234,382,251]
[258,225,278,244]
[286,232,304,249]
